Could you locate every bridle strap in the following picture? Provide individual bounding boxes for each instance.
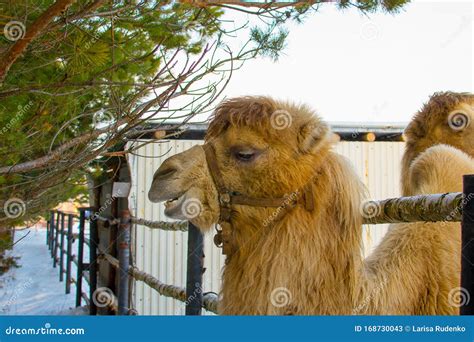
[303,183,314,211]
[203,144,227,194]
[231,194,290,207]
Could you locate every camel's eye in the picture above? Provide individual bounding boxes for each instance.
[230,147,258,163]
[448,111,470,131]
[235,151,255,162]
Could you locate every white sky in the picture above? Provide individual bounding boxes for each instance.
[208,0,473,123]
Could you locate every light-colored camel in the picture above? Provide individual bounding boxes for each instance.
[360,144,473,315]
[402,91,473,196]
[148,96,474,315]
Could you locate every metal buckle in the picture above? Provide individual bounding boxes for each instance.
[213,224,223,248]
[219,192,231,205]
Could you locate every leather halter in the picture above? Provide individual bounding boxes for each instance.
[202,143,315,257]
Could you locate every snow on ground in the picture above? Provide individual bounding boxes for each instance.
[0,228,88,315]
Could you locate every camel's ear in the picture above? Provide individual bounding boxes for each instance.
[403,118,423,142]
[297,121,336,154]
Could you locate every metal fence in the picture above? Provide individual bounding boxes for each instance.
[46,208,94,310]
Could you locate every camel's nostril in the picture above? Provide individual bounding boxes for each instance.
[153,167,177,181]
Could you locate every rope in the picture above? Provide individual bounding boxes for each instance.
[131,217,188,232]
[129,192,464,231]
[101,252,218,314]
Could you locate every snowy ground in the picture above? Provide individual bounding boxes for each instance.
[0,228,89,315]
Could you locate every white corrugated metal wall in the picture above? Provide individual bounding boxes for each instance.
[127,140,405,315]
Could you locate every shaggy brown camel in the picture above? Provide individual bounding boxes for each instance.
[148,96,474,315]
[402,91,474,196]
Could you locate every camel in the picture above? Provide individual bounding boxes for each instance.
[402,91,474,196]
[148,96,474,315]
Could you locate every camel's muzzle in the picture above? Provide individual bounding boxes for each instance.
[148,165,186,204]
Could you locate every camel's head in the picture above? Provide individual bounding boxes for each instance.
[148,96,336,230]
[404,91,474,158]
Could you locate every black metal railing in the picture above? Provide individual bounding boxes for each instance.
[46,207,96,314]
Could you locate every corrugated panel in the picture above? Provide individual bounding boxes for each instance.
[127,140,405,314]
[333,142,405,256]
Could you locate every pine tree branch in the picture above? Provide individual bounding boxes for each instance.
[182,0,325,7]
[0,0,78,84]
[0,125,114,174]
[50,0,108,29]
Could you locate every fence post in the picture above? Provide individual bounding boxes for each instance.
[76,209,86,307]
[461,174,474,315]
[89,210,99,315]
[49,211,55,251]
[66,214,73,294]
[53,212,60,267]
[185,222,204,315]
[51,211,56,257]
[118,210,131,315]
[46,219,49,246]
[59,213,65,281]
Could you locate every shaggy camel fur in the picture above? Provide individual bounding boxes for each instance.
[361,144,474,315]
[402,91,474,196]
[148,96,474,315]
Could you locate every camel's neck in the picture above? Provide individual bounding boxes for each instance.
[218,152,364,315]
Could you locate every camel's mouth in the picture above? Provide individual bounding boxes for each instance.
[163,194,187,218]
